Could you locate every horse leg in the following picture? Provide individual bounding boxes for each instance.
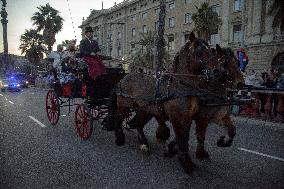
[136,112,152,155]
[114,104,126,146]
[155,116,170,142]
[172,118,196,174]
[217,114,236,147]
[195,119,210,159]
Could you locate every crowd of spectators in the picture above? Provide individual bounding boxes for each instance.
[244,69,284,90]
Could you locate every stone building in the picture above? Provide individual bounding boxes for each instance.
[80,0,284,73]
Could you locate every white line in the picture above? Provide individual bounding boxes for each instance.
[238,147,284,162]
[0,94,3,96]
[29,116,46,128]
[8,101,14,104]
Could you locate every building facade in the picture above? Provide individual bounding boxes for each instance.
[80,0,284,72]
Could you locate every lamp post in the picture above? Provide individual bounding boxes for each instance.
[240,0,245,48]
[156,0,166,77]
[1,0,8,72]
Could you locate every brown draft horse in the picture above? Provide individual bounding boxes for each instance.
[161,46,245,160]
[112,32,241,174]
[122,45,244,160]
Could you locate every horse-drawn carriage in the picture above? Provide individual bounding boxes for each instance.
[45,32,254,174]
[45,56,126,139]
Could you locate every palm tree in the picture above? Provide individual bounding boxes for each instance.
[268,0,284,31]
[192,2,222,42]
[31,3,64,52]
[130,31,157,70]
[130,30,171,71]
[19,29,45,68]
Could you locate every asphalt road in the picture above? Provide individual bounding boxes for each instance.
[0,88,283,189]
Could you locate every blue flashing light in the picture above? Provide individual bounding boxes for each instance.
[10,76,14,79]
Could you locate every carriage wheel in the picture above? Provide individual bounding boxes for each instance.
[46,90,60,125]
[75,104,93,140]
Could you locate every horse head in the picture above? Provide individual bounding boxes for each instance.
[173,32,219,75]
[216,44,245,90]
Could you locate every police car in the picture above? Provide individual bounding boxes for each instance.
[0,77,21,92]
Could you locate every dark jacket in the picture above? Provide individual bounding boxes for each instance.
[79,37,100,57]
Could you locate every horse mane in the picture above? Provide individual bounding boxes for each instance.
[222,47,235,58]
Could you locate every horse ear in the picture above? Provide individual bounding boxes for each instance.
[189,32,196,42]
[216,44,223,56]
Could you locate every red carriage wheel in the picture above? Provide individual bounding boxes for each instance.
[46,90,60,125]
[75,104,93,140]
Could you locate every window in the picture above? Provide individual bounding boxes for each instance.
[184,34,190,43]
[185,0,192,4]
[109,47,112,56]
[234,0,241,11]
[132,28,136,38]
[142,25,147,33]
[118,31,122,39]
[117,46,122,57]
[185,13,192,24]
[169,2,175,9]
[142,12,148,19]
[212,4,220,16]
[168,35,175,51]
[169,17,175,28]
[233,24,242,42]
[109,34,113,41]
[155,21,159,30]
[155,8,160,15]
[131,15,136,21]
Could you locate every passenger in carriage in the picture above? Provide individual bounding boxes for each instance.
[62,40,77,73]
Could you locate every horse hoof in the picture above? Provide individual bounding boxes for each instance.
[115,133,125,146]
[178,153,196,174]
[217,136,232,147]
[140,144,150,155]
[196,149,210,159]
[166,141,178,158]
[156,126,170,141]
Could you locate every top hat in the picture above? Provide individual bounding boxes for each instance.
[85,26,94,33]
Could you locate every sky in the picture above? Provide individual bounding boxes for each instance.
[0,0,124,55]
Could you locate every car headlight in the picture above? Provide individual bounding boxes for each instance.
[25,81,29,84]
[4,84,8,87]
[17,84,20,87]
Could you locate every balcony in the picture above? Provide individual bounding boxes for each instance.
[273,34,284,42]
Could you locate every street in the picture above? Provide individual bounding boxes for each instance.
[0,88,283,189]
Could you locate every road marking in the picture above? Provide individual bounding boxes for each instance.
[8,101,14,105]
[0,94,3,96]
[238,147,284,162]
[29,116,46,128]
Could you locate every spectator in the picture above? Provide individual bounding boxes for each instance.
[237,48,249,72]
[276,72,284,89]
[265,69,278,88]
